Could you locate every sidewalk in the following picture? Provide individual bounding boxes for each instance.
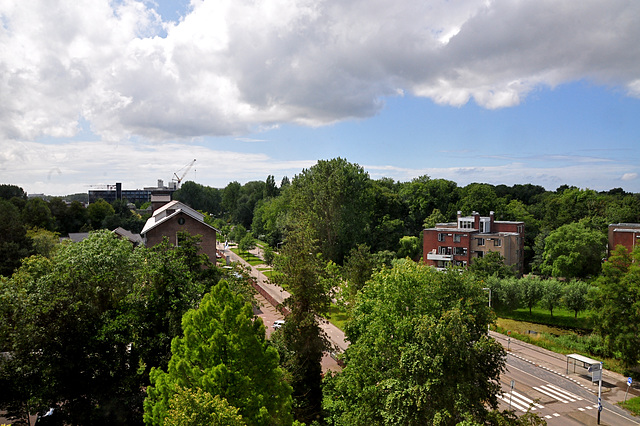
[490,330,640,406]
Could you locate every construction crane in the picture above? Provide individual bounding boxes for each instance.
[171,159,196,190]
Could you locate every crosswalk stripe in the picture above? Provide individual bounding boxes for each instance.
[546,384,583,401]
[511,390,544,409]
[497,394,530,412]
[534,386,571,403]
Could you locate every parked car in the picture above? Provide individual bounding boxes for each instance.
[273,320,285,329]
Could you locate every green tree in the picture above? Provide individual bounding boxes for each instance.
[468,251,516,279]
[396,235,421,260]
[289,157,372,264]
[0,231,143,424]
[520,276,544,315]
[143,281,292,426]
[540,278,564,317]
[173,181,222,216]
[563,280,590,319]
[262,245,275,266]
[399,176,459,236]
[457,182,502,216]
[367,178,405,253]
[87,199,115,229]
[341,244,375,305]
[591,246,640,367]
[238,233,256,255]
[0,199,33,276]
[164,388,245,426]
[275,227,329,423]
[26,227,59,258]
[22,198,55,230]
[422,208,447,229]
[0,184,27,201]
[540,221,607,278]
[323,260,505,425]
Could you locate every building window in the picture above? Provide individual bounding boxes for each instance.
[453,234,461,243]
[460,220,473,229]
[476,238,485,246]
[178,217,185,225]
[438,233,446,242]
[493,238,502,247]
[454,247,467,256]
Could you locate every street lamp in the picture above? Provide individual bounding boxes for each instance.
[482,287,492,308]
[482,287,492,333]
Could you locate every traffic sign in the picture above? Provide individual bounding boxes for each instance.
[628,377,633,386]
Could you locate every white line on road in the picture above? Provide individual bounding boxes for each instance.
[546,383,583,401]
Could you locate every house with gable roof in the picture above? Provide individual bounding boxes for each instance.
[141,197,220,264]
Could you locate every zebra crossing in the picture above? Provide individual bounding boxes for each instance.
[533,383,583,403]
[499,382,597,421]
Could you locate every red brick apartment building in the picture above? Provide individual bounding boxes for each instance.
[141,198,219,264]
[608,223,640,257]
[423,211,525,275]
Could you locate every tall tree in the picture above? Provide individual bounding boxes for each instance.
[540,221,607,278]
[275,226,329,423]
[592,246,640,368]
[0,199,33,276]
[289,158,372,264]
[144,281,293,425]
[323,260,505,425]
[22,197,55,230]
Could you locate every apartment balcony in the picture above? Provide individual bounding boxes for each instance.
[427,253,453,261]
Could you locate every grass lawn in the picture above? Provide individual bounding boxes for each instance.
[230,248,263,266]
[494,318,629,376]
[496,306,593,331]
[326,303,349,331]
[619,396,640,416]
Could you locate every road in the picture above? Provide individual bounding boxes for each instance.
[493,331,640,425]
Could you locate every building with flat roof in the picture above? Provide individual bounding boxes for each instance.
[88,180,173,205]
[423,211,525,275]
[608,223,640,257]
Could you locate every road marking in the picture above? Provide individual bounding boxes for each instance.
[533,384,581,403]
[497,394,530,412]
[546,383,583,401]
[511,390,544,409]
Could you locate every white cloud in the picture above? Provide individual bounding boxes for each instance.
[621,173,638,182]
[0,138,313,195]
[1,0,640,140]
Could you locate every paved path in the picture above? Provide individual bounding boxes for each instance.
[219,242,347,371]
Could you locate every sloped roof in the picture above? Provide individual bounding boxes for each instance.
[112,227,143,244]
[140,200,220,236]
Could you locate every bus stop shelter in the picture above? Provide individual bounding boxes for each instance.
[566,353,602,382]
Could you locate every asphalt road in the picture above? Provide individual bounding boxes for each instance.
[494,331,640,425]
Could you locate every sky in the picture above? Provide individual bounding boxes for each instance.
[1,0,640,196]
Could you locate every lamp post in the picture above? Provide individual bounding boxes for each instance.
[482,287,492,333]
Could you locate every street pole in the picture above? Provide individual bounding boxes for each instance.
[597,361,603,425]
[482,287,491,333]
[509,380,514,411]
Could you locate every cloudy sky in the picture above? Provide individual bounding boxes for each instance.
[2,0,639,196]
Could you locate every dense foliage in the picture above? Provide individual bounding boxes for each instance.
[144,281,292,426]
[324,260,505,425]
[0,231,236,424]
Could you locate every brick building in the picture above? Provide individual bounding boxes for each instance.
[423,211,525,275]
[607,223,640,257]
[141,198,219,264]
